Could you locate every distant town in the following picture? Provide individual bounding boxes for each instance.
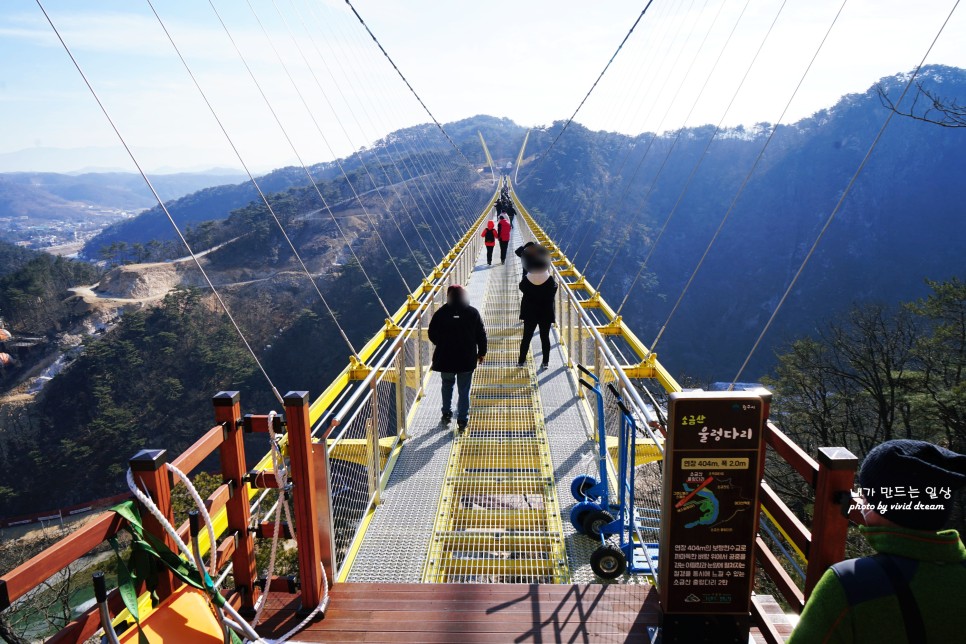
[0,207,138,256]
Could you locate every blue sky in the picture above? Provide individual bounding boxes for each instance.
[0,0,963,173]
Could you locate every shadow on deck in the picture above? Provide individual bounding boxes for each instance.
[257,582,662,643]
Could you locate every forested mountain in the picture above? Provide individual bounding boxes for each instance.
[517,65,966,381]
[81,115,524,260]
[0,241,37,278]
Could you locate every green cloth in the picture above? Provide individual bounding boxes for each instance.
[788,526,966,643]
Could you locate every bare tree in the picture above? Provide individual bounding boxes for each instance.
[0,527,86,643]
[877,81,966,128]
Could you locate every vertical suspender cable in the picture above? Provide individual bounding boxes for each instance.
[144,0,358,357]
[566,0,713,266]
[249,0,416,291]
[520,0,659,186]
[620,0,794,350]
[285,0,442,263]
[730,0,961,387]
[206,0,391,318]
[328,1,479,243]
[617,0,850,316]
[556,0,695,258]
[343,0,477,173]
[36,0,285,405]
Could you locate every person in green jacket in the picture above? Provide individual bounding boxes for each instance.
[789,439,966,644]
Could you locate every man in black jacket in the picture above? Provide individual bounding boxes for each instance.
[428,285,487,432]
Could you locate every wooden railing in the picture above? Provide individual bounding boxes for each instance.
[753,422,858,618]
[0,390,333,644]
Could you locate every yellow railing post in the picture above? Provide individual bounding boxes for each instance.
[367,378,382,507]
[395,348,407,440]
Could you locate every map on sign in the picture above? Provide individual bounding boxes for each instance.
[676,472,753,530]
[681,482,718,528]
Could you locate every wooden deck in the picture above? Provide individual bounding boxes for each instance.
[257,582,661,643]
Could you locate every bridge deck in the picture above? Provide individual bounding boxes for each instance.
[257,582,661,643]
[346,223,593,583]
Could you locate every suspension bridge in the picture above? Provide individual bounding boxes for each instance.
[2,0,960,642]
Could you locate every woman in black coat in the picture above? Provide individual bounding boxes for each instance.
[518,257,557,370]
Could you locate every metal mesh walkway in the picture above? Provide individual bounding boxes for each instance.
[344,223,601,584]
[344,248,494,583]
[423,226,569,583]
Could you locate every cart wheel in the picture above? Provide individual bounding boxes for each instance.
[590,545,626,579]
[570,475,598,501]
[582,509,615,538]
[569,501,602,534]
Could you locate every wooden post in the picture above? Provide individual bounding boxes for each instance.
[214,391,258,615]
[284,391,325,612]
[129,449,177,599]
[312,442,338,586]
[804,446,858,598]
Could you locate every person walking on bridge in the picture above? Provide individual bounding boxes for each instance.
[505,200,517,228]
[789,439,966,644]
[497,214,512,264]
[516,241,550,277]
[481,221,497,265]
[518,256,557,370]
[429,285,487,434]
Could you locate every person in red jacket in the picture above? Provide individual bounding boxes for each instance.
[497,214,512,264]
[481,221,497,265]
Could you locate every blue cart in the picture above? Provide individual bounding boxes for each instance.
[569,366,660,580]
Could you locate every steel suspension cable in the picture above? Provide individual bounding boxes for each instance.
[271,0,434,277]
[561,0,730,259]
[287,0,443,262]
[36,0,285,404]
[145,0,358,357]
[247,0,414,293]
[584,0,746,303]
[730,0,961,387]
[584,3,744,291]
[207,0,392,318]
[534,0,680,246]
[343,0,476,172]
[567,0,711,265]
[585,0,751,290]
[520,0,659,185]
[310,8,468,250]
[310,1,488,243]
[546,0,687,255]
[620,0,848,311]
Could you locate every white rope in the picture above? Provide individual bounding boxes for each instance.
[125,468,265,642]
[125,449,330,643]
[168,463,217,576]
[256,411,331,644]
[252,411,286,626]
